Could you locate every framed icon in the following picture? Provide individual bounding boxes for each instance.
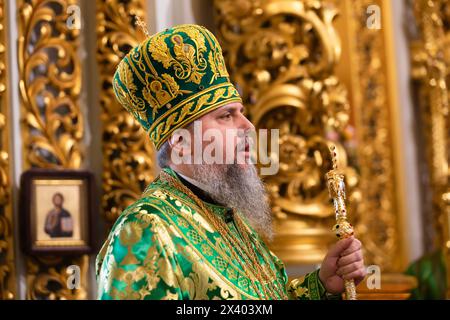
[20,169,95,255]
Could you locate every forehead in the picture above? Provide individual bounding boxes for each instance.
[201,102,244,118]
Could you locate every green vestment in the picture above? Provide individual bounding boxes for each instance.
[96,167,333,300]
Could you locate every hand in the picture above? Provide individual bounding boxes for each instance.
[318,236,366,294]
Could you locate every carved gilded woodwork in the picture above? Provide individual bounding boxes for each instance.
[96,0,155,228]
[214,0,360,264]
[18,0,83,169]
[25,255,88,300]
[214,0,407,271]
[409,0,450,297]
[0,0,15,300]
[18,0,87,299]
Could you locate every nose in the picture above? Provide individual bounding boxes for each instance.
[238,112,255,132]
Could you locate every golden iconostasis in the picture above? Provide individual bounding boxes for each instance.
[0,0,448,299]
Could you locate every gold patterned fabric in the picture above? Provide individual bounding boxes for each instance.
[96,168,334,300]
[112,24,242,150]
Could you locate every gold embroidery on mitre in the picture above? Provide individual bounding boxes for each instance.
[142,79,172,118]
[114,62,148,124]
[149,26,208,85]
[142,73,193,119]
[208,48,229,84]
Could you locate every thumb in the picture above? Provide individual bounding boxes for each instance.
[326,237,354,259]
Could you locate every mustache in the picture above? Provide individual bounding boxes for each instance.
[236,136,253,152]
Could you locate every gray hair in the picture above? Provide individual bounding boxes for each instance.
[192,163,274,242]
[156,122,194,169]
[157,140,172,169]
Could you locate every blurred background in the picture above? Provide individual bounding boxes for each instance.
[0,0,448,299]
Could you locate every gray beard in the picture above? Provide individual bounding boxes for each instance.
[191,164,274,242]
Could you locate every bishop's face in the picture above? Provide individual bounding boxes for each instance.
[185,102,256,168]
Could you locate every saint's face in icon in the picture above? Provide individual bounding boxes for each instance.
[44,193,74,238]
[53,193,63,207]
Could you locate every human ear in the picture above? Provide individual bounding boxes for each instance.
[169,128,192,158]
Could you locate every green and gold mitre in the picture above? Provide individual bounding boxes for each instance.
[112,24,242,150]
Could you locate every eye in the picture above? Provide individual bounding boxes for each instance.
[220,112,232,120]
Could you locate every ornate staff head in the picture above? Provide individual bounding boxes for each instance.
[325,143,357,300]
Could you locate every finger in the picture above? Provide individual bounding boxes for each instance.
[326,237,354,259]
[341,238,362,256]
[337,250,363,267]
[337,261,363,276]
[336,261,364,276]
[342,267,367,281]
